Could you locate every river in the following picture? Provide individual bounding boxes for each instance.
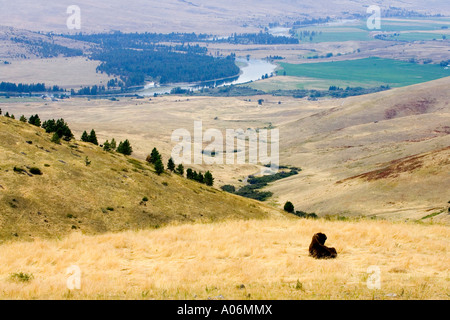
[136,57,277,96]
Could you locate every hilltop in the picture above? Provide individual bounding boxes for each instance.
[0,116,284,241]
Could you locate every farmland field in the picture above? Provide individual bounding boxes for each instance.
[278,57,450,88]
[293,18,450,43]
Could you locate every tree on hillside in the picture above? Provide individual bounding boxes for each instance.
[19,115,27,122]
[284,201,295,213]
[117,139,133,155]
[51,132,61,144]
[147,147,161,164]
[204,171,214,186]
[197,172,204,184]
[88,129,98,145]
[167,157,175,172]
[28,114,41,127]
[154,158,164,175]
[110,138,117,150]
[186,168,194,180]
[81,130,89,142]
[103,140,111,151]
[175,164,184,176]
[55,119,73,141]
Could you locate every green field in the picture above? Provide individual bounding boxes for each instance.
[279,57,450,88]
[296,27,374,43]
[389,33,447,41]
[293,18,450,43]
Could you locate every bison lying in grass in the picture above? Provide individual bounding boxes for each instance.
[309,233,337,259]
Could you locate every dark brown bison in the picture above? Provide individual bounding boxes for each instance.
[309,233,337,259]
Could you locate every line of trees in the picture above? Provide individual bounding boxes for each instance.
[145,147,214,185]
[186,168,214,186]
[0,82,64,93]
[225,32,299,45]
[63,31,212,47]
[71,85,107,96]
[283,201,318,219]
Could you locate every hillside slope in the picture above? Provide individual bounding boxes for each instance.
[0,116,284,241]
[269,77,450,221]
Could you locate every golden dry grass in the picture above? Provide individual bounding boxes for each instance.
[0,218,448,300]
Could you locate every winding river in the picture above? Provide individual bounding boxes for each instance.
[136,57,277,96]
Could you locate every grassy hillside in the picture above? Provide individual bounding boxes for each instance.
[271,77,450,221]
[0,218,447,299]
[0,116,283,241]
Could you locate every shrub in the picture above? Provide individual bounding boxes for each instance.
[221,185,236,193]
[284,201,295,213]
[51,132,61,144]
[29,167,42,175]
[10,272,34,282]
[13,166,25,174]
[294,210,318,219]
[142,197,149,202]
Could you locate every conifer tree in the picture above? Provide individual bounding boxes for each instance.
[28,114,41,127]
[110,138,117,150]
[147,147,161,164]
[103,140,111,151]
[154,158,164,175]
[88,129,98,145]
[175,164,184,176]
[186,168,194,180]
[167,157,175,172]
[117,139,133,155]
[204,171,214,186]
[81,131,89,142]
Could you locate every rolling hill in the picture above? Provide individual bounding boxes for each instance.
[270,77,450,222]
[0,116,284,241]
